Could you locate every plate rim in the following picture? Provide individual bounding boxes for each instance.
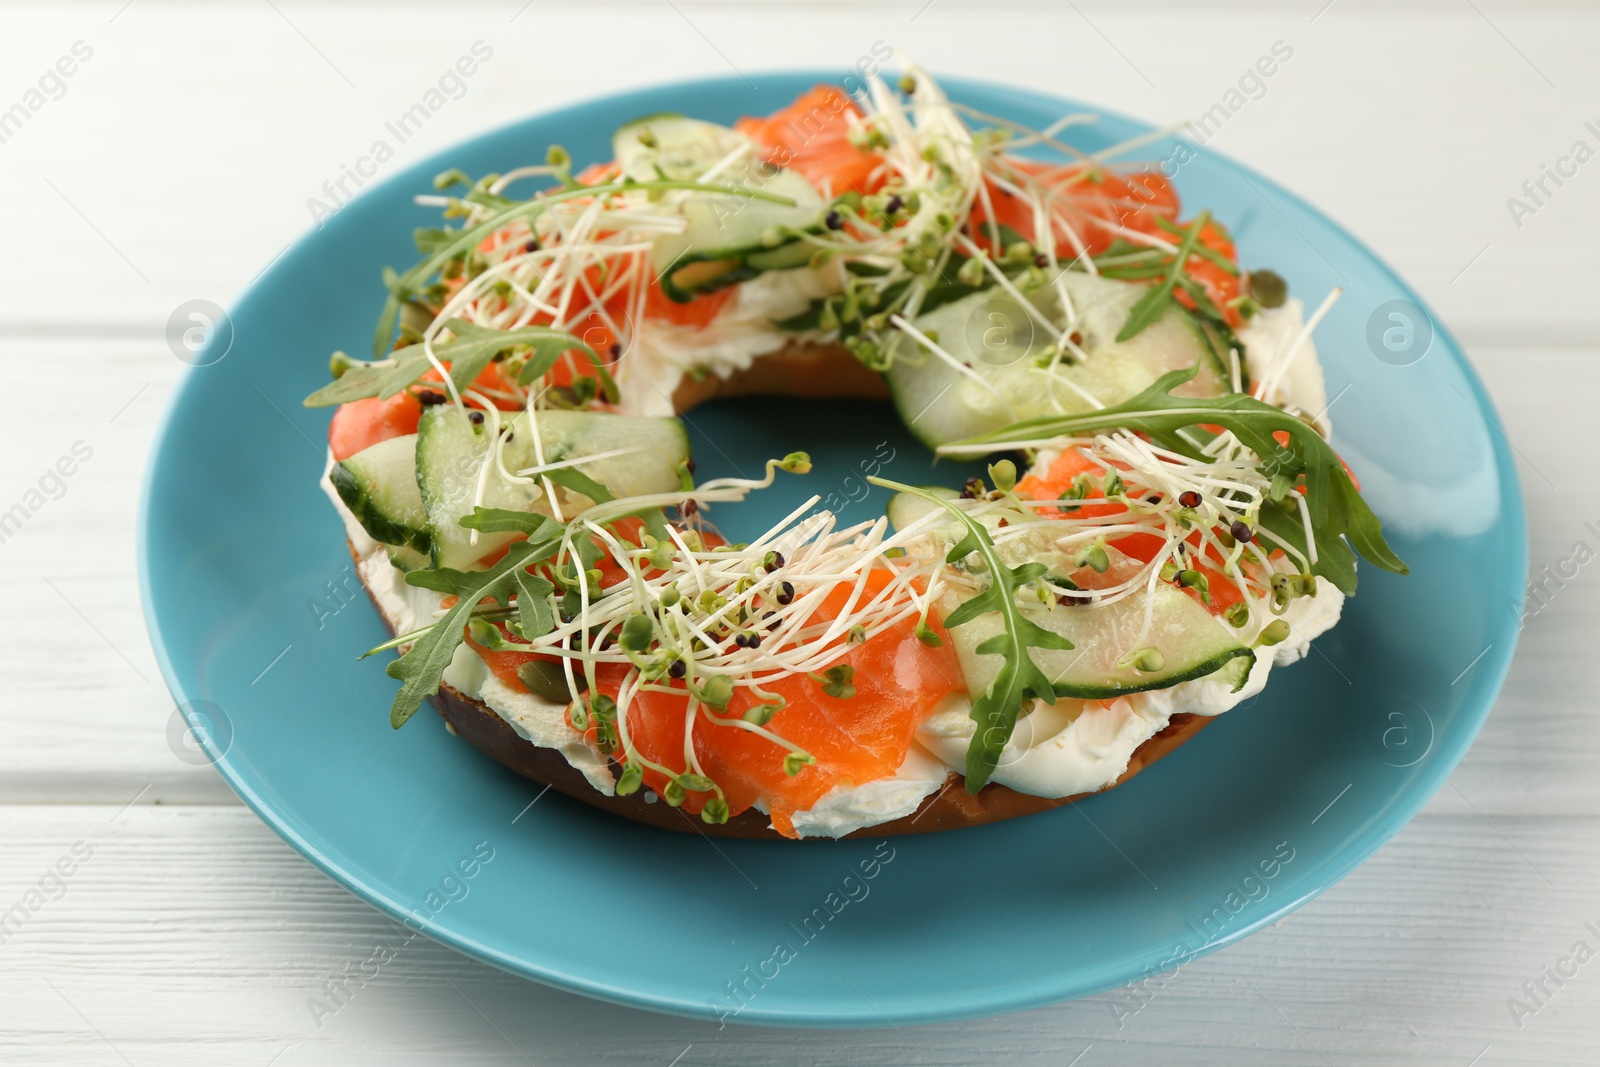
[137,68,1528,1028]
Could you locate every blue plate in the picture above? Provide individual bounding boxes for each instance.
[140,72,1525,1027]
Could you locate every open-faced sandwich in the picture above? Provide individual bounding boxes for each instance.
[309,60,1407,839]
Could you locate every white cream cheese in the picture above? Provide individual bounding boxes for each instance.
[785,740,952,840]
[617,263,845,416]
[914,573,1344,799]
[1237,299,1329,431]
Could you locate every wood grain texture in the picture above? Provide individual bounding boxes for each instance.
[2,1,1599,344]
[1,1,1595,1062]
[2,807,1597,1065]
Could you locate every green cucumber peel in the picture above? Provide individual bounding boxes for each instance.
[868,477,1073,793]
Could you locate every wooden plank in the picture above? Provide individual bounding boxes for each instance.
[0,805,1594,1064]
[0,4,1595,345]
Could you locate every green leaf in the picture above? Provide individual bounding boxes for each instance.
[386,534,562,728]
[512,569,556,640]
[432,318,594,395]
[466,617,537,652]
[619,612,654,653]
[457,507,561,537]
[812,664,857,699]
[947,367,1408,594]
[868,479,1074,792]
[302,346,432,407]
[543,465,614,506]
[1115,209,1211,343]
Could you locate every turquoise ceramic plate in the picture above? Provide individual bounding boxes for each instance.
[140,72,1525,1027]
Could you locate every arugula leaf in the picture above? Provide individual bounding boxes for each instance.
[1155,216,1239,276]
[1116,210,1211,342]
[304,322,594,409]
[512,570,556,640]
[433,319,594,394]
[947,367,1409,594]
[387,534,561,728]
[868,479,1072,793]
[302,347,432,408]
[540,465,672,545]
[457,508,561,537]
[453,508,561,638]
[544,465,614,506]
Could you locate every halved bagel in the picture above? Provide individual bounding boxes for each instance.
[349,338,1214,838]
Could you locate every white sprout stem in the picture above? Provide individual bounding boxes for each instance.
[1255,287,1342,405]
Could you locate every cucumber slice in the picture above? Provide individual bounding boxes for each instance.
[885,486,997,549]
[885,273,1230,448]
[416,407,691,569]
[386,545,431,572]
[614,114,749,183]
[885,486,960,534]
[612,114,825,300]
[947,582,1253,700]
[652,169,824,300]
[329,434,432,557]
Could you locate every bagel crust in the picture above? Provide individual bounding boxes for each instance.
[668,339,889,411]
[430,675,1209,839]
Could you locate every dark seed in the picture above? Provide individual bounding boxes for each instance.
[523,238,540,253]
[824,210,843,231]
[668,659,686,679]
[748,635,762,650]
[1230,520,1253,543]
[1146,494,1163,505]
[417,390,445,406]
[681,499,698,517]
[609,343,621,358]
[765,552,785,572]
[734,633,749,648]
[467,410,485,425]
[776,581,794,606]
[685,458,696,474]
[1034,253,1048,268]
[960,477,985,500]
[885,194,903,214]
[1179,490,1202,508]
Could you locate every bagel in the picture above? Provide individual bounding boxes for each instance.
[351,500,1213,840]
[311,63,1406,840]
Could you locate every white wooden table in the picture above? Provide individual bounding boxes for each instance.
[3,2,1595,1062]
